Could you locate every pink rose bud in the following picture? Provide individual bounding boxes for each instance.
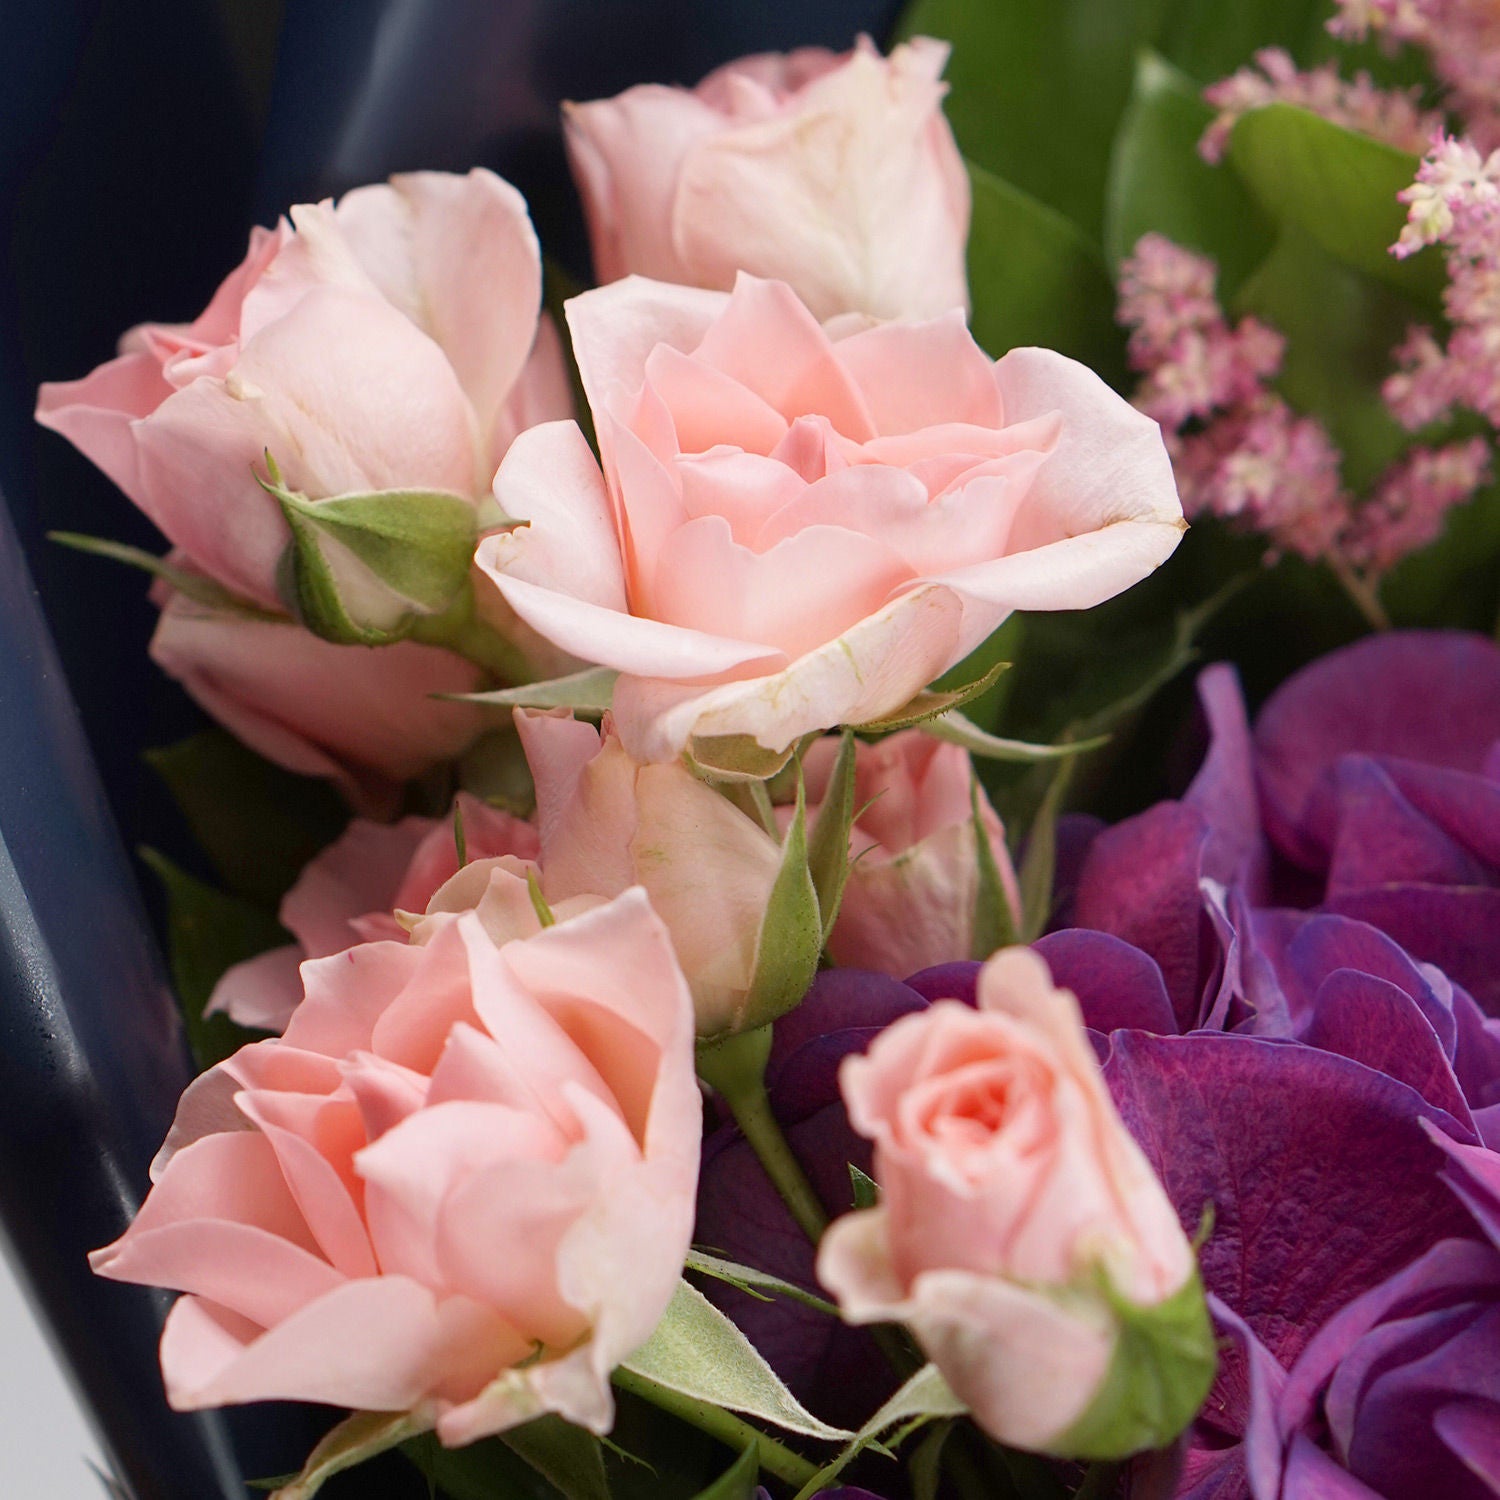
[38,170,572,795]
[564,37,970,322]
[92,890,701,1445]
[818,948,1214,1459]
[476,274,1185,765]
[513,709,787,1035]
[802,730,1021,974]
[207,793,539,1034]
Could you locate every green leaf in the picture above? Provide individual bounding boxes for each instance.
[805,731,857,942]
[686,734,797,784]
[49,532,282,619]
[139,848,284,1069]
[738,780,823,1034]
[853,659,1010,735]
[1225,103,1444,308]
[1104,51,1274,293]
[929,615,1024,734]
[967,163,1125,380]
[1050,1270,1217,1461]
[924,711,1110,763]
[451,667,619,714]
[848,1164,880,1211]
[499,1416,610,1500]
[146,731,348,907]
[267,459,478,645]
[1151,0,1330,81]
[897,0,1147,237]
[689,1442,760,1500]
[907,1421,953,1500]
[1382,477,1500,629]
[1016,758,1078,945]
[971,777,1019,958]
[621,1281,854,1443]
[403,1433,563,1500]
[686,1249,840,1317]
[270,1411,430,1500]
[1231,223,1422,490]
[791,1364,967,1500]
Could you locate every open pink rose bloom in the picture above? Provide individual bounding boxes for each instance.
[478,273,1185,762]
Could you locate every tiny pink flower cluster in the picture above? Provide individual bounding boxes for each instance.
[1118,234,1493,583]
[1199,47,1442,165]
[1388,134,1500,429]
[1118,235,1351,564]
[1331,0,1500,150]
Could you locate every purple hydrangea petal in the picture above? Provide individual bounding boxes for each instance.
[1052,811,1107,929]
[1327,885,1500,1014]
[1427,1127,1500,1253]
[768,969,927,1083]
[1317,757,1493,892]
[1451,989,1500,1113]
[1255,631,1500,869]
[1033,929,1179,1034]
[1434,1401,1500,1491]
[1280,1433,1383,1497]
[902,961,981,1008]
[1072,801,1215,1030]
[1186,663,1269,898]
[1104,1031,1476,1372]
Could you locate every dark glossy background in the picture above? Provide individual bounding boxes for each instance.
[3,2,901,1495]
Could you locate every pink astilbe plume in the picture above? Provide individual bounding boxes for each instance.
[1118,234,1493,604]
[1200,48,1442,164]
[1331,0,1500,150]
[1386,134,1500,428]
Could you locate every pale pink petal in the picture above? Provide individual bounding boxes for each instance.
[34,351,173,503]
[483,420,629,611]
[205,945,305,1033]
[611,582,967,760]
[675,449,811,544]
[149,592,487,815]
[642,343,789,457]
[833,312,1001,432]
[606,415,691,604]
[288,940,428,1058]
[487,315,577,466]
[283,818,432,957]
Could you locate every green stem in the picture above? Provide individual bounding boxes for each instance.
[409,586,537,683]
[698,1028,828,1242]
[611,1366,818,1490]
[1329,557,1392,632]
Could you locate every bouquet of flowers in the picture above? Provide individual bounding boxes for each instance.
[30,1,1500,1496]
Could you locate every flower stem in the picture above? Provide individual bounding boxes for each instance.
[1329,557,1392,632]
[611,1366,819,1490]
[697,1028,828,1242]
[409,584,538,683]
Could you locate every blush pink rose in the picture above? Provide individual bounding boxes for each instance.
[476,274,1185,764]
[817,947,1198,1454]
[92,891,701,1444]
[38,169,572,798]
[800,730,1021,974]
[208,793,539,1034]
[564,36,970,321]
[507,708,783,1036]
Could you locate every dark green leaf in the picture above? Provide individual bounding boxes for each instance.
[1151,0,1330,81]
[403,1433,562,1500]
[1016,758,1077,944]
[967,163,1125,381]
[689,1442,760,1500]
[499,1416,609,1500]
[971,777,1019,958]
[146,731,348,907]
[805,731,857,943]
[907,1421,952,1500]
[268,1412,428,1500]
[1381,478,1500,629]
[1104,51,1274,293]
[1225,103,1444,308]
[139,848,284,1068]
[849,1164,880,1211]
[929,615,1024,733]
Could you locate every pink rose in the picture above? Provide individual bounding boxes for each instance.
[92,890,701,1444]
[38,169,572,797]
[800,730,1020,974]
[510,708,783,1035]
[476,274,1184,763]
[564,37,970,321]
[817,948,1206,1456]
[208,793,538,1034]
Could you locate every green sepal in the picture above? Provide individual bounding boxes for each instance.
[853,660,1009,735]
[268,1410,431,1500]
[450,666,619,714]
[263,455,477,645]
[1048,1269,1217,1462]
[806,730,858,943]
[686,734,798,784]
[848,1163,880,1211]
[971,775,1019,958]
[50,532,281,621]
[925,709,1110,763]
[737,777,822,1034]
[498,1415,610,1500]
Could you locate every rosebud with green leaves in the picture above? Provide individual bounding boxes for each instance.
[818,947,1215,1459]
